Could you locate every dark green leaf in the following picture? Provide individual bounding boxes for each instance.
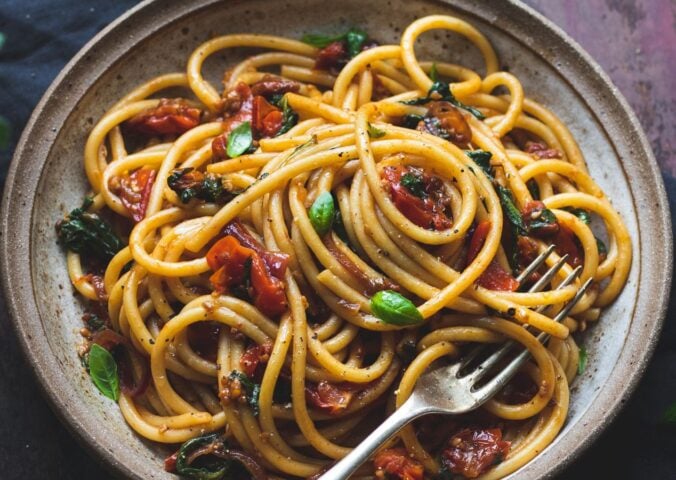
[496,185,527,236]
[345,27,368,58]
[57,200,123,261]
[200,174,226,202]
[465,150,493,179]
[402,81,485,119]
[0,116,9,150]
[229,371,261,416]
[367,122,386,138]
[566,208,591,225]
[662,402,676,425]
[85,314,106,332]
[88,344,120,401]
[333,204,349,244]
[400,172,427,199]
[309,192,335,236]
[577,346,588,375]
[527,179,540,200]
[370,290,423,326]
[429,62,438,82]
[231,257,253,301]
[301,27,368,58]
[175,433,230,479]
[167,168,228,204]
[401,114,423,129]
[595,236,608,256]
[276,95,299,136]
[529,208,558,233]
[226,121,253,158]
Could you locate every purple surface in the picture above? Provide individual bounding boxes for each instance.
[0,1,673,479]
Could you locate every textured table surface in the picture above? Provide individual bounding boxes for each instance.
[0,1,674,478]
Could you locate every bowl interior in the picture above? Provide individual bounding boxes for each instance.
[15,0,661,478]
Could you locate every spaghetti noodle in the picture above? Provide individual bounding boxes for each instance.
[58,14,631,480]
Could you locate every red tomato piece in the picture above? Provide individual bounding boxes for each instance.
[314,41,348,71]
[252,95,283,138]
[373,448,424,480]
[554,225,583,267]
[467,220,520,292]
[116,167,156,223]
[381,165,452,231]
[250,254,287,317]
[305,381,354,415]
[441,428,510,478]
[240,341,274,377]
[126,98,201,136]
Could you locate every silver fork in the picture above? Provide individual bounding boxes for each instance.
[321,245,592,480]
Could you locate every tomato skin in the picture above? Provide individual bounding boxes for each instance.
[126,98,201,136]
[305,381,355,415]
[314,41,348,71]
[240,341,273,377]
[381,165,452,231]
[252,95,283,138]
[116,167,156,223]
[554,224,583,267]
[467,220,520,292]
[441,428,510,478]
[206,224,289,318]
[373,448,424,480]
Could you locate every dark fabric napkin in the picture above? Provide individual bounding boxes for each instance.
[0,1,673,478]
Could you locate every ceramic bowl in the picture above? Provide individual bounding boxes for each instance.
[1,0,671,478]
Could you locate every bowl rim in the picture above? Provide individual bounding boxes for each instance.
[1,0,672,478]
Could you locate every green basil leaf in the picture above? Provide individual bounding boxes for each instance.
[88,344,120,401]
[345,27,368,58]
[400,172,427,199]
[496,185,527,236]
[402,81,485,119]
[276,95,299,136]
[526,179,540,200]
[301,32,345,48]
[577,346,588,375]
[429,62,438,82]
[309,191,335,236]
[367,122,386,138]
[229,371,261,416]
[529,208,558,232]
[662,402,676,425]
[57,200,123,261]
[0,116,9,150]
[465,150,493,180]
[401,114,423,129]
[370,290,423,326]
[226,121,253,158]
[566,208,592,225]
[595,236,608,256]
[176,433,230,479]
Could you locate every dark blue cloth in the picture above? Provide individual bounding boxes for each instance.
[0,2,674,478]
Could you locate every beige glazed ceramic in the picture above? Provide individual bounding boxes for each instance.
[1,0,671,479]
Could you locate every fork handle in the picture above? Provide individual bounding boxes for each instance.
[320,397,430,479]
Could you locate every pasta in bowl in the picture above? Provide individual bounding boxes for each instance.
[50,11,634,480]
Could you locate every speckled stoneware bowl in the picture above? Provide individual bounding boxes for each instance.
[1,0,671,478]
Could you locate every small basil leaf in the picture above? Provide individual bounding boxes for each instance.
[229,371,261,416]
[309,191,335,236]
[401,114,424,129]
[345,27,368,58]
[370,290,423,326]
[662,402,676,425]
[226,121,253,158]
[400,172,427,199]
[527,179,540,200]
[176,433,230,479]
[367,122,386,138]
[402,81,485,119]
[276,95,299,136]
[529,208,558,232]
[465,150,493,180]
[566,208,591,225]
[301,33,344,48]
[88,344,120,401]
[57,200,123,261]
[577,346,588,375]
[496,185,527,236]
